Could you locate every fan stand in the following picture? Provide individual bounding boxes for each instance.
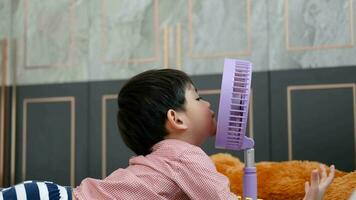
[243,147,257,200]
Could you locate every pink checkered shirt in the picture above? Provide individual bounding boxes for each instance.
[73,139,237,199]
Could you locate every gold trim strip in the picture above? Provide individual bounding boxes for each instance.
[350,0,355,46]
[187,0,193,58]
[23,0,76,69]
[175,23,182,70]
[22,96,76,186]
[163,26,169,68]
[22,99,26,183]
[287,86,292,160]
[288,83,355,91]
[70,98,75,186]
[199,89,221,95]
[284,0,290,50]
[153,0,160,62]
[285,0,354,51]
[188,0,252,58]
[287,44,354,52]
[168,27,172,68]
[103,57,158,65]
[246,0,252,55]
[101,96,106,178]
[101,94,117,178]
[101,0,160,64]
[0,39,8,186]
[287,83,356,169]
[189,52,251,59]
[10,39,17,185]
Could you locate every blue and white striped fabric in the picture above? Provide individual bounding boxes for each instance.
[0,181,72,200]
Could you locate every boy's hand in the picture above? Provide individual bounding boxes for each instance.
[303,164,335,200]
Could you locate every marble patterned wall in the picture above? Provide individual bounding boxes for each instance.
[0,0,355,85]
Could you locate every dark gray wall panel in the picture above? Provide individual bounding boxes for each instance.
[292,88,354,170]
[26,102,71,184]
[270,66,356,171]
[16,83,89,186]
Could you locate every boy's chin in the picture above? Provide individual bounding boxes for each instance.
[211,127,216,136]
[209,126,217,136]
[211,120,217,136]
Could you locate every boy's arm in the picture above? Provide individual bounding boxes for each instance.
[303,164,335,200]
[172,148,238,199]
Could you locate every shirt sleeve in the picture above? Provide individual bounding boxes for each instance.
[170,147,238,199]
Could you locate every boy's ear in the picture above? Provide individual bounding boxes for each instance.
[166,109,188,131]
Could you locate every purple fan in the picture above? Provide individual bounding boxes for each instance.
[215,58,257,200]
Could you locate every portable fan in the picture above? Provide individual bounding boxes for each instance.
[215,58,257,200]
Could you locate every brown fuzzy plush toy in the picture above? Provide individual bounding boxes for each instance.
[211,153,356,200]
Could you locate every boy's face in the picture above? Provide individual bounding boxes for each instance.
[183,85,216,145]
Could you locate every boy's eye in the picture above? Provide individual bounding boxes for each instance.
[196,97,202,101]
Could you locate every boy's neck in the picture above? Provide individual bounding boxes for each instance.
[164,133,204,146]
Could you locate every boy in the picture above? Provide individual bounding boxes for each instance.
[74,69,230,199]
[74,69,335,199]
[1,69,335,199]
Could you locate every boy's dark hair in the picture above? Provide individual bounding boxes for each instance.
[117,69,194,156]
